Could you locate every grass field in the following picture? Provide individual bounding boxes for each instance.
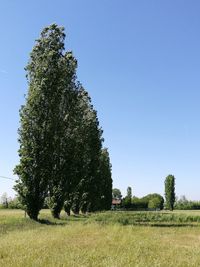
[1,210,200,266]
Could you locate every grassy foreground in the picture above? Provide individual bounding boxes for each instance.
[1,210,200,266]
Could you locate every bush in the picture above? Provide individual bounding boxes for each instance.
[8,197,24,209]
[131,197,148,210]
[141,194,164,210]
[148,197,162,210]
[121,194,164,211]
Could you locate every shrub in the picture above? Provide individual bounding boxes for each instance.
[148,197,162,210]
[8,197,24,209]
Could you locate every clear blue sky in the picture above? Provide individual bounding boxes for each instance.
[1,0,200,200]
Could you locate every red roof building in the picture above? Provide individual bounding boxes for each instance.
[112,199,121,205]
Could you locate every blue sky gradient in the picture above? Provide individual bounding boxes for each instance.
[1,1,200,199]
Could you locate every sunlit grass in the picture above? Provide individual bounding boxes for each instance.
[1,209,200,266]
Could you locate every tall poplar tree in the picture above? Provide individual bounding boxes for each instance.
[164,174,175,211]
[97,148,113,210]
[14,24,77,220]
[46,50,78,219]
[123,186,132,208]
[15,24,112,219]
[65,88,103,214]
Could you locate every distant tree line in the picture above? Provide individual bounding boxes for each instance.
[0,193,23,209]
[121,192,164,210]
[174,195,200,210]
[112,174,176,211]
[2,170,200,212]
[112,187,164,211]
[13,24,112,220]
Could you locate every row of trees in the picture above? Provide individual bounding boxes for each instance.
[14,24,112,220]
[0,193,23,209]
[113,174,175,211]
[174,196,200,210]
[123,193,164,210]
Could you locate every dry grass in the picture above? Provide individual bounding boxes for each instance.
[1,210,200,266]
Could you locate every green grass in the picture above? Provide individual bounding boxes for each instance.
[90,210,200,226]
[1,210,200,266]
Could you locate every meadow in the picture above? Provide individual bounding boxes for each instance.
[1,210,200,267]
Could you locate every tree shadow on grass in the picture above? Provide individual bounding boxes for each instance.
[60,214,89,222]
[129,222,199,228]
[38,214,89,225]
[149,223,199,228]
[38,219,66,226]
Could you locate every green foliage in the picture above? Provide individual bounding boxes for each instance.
[91,211,200,225]
[148,197,162,209]
[97,148,113,210]
[14,24,112,219]
[165,175,175,211]
[63,199,72,216]
[131,197,148,210]
[8,197,24,209]
[122,193,164,210]
[141,194,164,210]
[14,24,72,220]
[0,193,9,208]
[0,194,24,210]
[112,188,122,200]
[122,187,132,208]
[174,195,200,210]
[13,24,81,219]
[40,26,78,219]
[63,87,104,214]
[127,187,132,199]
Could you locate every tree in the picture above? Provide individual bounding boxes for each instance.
[164,175,175,211]
[97,148,113,210]
[69,88,103,214]
[112,188,122,200]
[148,197,162,210]
[0,193,8,208]
[127,187,132,199]
[141,193,164,210]
[14,24,111,219]
[123,187,132,208]
[14,24,76,220]
[7,196,23,209]
[131,197,147,210]
[47,47,78,219]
